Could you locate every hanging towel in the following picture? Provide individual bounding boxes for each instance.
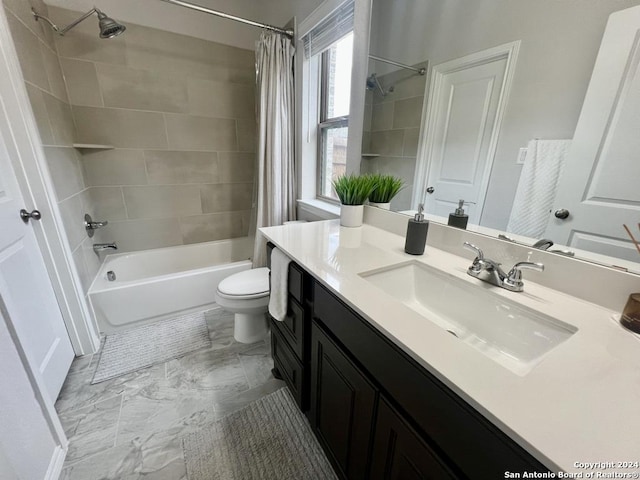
[506,139,572,238]
[268,248,292,321]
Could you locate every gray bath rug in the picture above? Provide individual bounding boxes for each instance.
[182,387,338,480]
[91,311,211,384]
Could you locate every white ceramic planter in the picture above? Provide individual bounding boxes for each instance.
[369,202,391,210]
[340,204,364,227]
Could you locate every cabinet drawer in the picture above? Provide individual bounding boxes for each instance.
[271,325,305,410]
[271,296,306,361]
[288,262,304,304]
[313,282,547,478]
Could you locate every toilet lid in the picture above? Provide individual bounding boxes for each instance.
[218,267,269,296]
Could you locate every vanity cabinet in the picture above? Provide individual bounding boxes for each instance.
[310,281,549,479]
[309,321,376,479]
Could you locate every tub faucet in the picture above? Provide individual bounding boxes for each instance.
[93,242,117,253]
[463,242,544,292]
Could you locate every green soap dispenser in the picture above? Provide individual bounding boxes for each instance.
[448,199,469,229]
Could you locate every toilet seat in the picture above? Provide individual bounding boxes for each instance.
[217,267,269,300]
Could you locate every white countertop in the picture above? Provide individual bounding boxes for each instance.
[260,220,640,474]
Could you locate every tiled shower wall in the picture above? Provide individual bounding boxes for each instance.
[361,62,428,210]
[3,0,101,295]
[52,6,257,253]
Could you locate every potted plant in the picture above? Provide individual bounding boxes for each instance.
[368,174,405,210]
[332,174,377,227]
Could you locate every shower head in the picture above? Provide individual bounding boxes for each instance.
[32,7,126,39]
[96,9,126,38]
[366,73,391,97]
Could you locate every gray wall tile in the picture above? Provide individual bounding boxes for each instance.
[403,128,420,157]
[97,64,189,114]
[43,146,84,200]
[393,97,423,129]
[180,211,250,244]
[86,187,127,221]
[59,193,86,250]
[81,149,147,186]
[165,115,237,151]
[99,218,183,252]
[43,92,76,145]
[218,152,255,183]
[25,83,54,144]
[59,58,103,107]
[144,150,218,184]
[236,118,256,153]
[123,185,202,219]
[5,11,50,90]
[200,183,253,213]
[73,106,167,149]
[40,42,68,102]
[370,129,405,156]
[187,78,254,119]
[371,102,394,132]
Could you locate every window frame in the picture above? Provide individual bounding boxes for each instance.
[316,45,350,203]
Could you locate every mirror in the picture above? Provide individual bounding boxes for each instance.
[359,0,640,273]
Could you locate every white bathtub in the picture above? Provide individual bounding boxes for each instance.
[88,237,253,333]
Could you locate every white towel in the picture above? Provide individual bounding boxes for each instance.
[507,139,571,238]
[268,248,292,321]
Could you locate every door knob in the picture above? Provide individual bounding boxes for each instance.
[20,209,42,223]
[426,186,435,194]
[554,208,570,219]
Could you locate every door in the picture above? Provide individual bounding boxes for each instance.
[414,43,518,223]
[310,321,376,479]
[370,398,457,479]
[0,104,73,403]
[545,6,640,262]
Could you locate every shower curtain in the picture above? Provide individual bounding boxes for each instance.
[252,31,296,267]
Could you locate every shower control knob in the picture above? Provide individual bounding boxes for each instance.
[554,208,570,220]
[426,186,435,194]
[20,208,42,223]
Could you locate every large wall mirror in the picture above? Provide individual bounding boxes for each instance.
[358,0,640,274]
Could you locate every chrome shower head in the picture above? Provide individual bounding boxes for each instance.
[32,7,126,39]
[96,9,126,38]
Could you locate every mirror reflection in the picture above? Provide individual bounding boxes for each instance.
[359,0,640,272]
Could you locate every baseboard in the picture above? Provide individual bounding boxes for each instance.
[44,446,66,480]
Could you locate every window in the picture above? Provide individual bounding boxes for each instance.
[317,32,354,201]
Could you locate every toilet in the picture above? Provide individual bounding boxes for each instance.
[215,267,270,344]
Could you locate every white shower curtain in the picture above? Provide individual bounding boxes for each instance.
[252,32,296,267]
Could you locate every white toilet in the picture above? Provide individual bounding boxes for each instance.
[215,267,270,344]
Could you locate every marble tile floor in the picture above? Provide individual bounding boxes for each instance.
[55,307,285,480]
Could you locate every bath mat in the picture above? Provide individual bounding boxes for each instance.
[91,311,211,384]
[182,387,338,480]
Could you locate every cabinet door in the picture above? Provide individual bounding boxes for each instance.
[371,398,458,479]
[310,321,376,480]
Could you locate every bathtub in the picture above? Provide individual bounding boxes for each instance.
[89,237,253,333]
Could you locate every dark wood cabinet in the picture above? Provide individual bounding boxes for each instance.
[309,322,376,480]
[371,398,458,480]
[266,243,549,479]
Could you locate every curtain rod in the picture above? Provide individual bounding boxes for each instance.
[158,0,294,38]
[368,55,426,75]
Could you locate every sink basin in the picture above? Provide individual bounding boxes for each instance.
[360,261,577,375]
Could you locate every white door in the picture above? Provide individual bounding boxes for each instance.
[546,6,640,262]
[414,43,519,223]
[0,107,73,402]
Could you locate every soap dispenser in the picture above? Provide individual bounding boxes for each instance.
[448,200,469,229]
[404,204,429,255]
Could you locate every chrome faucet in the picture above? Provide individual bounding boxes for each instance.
[93,242,117,253]
[463,242,544,292]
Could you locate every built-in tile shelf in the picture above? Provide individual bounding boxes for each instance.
[361,153,380,158]
[72,143,115,150]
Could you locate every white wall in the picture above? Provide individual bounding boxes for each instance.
[45,0,323,48]
[368,0,640,229]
